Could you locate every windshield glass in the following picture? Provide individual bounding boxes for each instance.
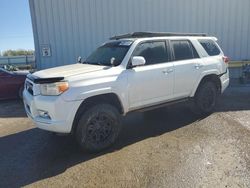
[85,40,133,66]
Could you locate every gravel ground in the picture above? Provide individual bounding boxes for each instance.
[0,85,249,188]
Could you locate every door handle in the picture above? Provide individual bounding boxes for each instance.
[195,64,204,69]
[163,68,174,74]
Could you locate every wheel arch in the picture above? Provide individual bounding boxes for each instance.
[71,93,124,134]
[192,74,221,97]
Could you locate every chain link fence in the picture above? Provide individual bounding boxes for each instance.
[0,55,35,70]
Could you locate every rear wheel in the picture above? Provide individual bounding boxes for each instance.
[192,81,218,115]
[75,104,122,152]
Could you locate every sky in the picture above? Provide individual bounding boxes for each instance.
[0,0,34,53]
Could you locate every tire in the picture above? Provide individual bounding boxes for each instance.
[192,81,218,115]
[75,104,122,152]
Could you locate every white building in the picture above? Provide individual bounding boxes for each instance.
[29,0,250,70]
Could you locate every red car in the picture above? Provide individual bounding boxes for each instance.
[0,66,28,99]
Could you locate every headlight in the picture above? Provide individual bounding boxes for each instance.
[40,81,69,96]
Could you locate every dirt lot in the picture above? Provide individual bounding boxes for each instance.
[0,85,250,188]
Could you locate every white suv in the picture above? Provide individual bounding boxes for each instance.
[23,32,229,152]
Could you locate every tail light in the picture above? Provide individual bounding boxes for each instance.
[223,56,229,64]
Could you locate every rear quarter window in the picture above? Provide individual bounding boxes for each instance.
[199,39,221,56]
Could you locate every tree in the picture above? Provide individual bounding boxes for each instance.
[2,49,34,56]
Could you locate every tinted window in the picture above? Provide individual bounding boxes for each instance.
[199,39,221,56]
[133,41,169,65]
[172,40,198,61]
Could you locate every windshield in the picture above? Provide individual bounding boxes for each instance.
[85,40,133,66]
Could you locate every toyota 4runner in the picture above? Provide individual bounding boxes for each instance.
[23,32,229,152]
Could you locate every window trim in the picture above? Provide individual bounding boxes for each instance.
[127,40,171,69]
[170,39,200,62]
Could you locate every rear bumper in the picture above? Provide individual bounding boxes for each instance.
[23,89,82,133]
[220,70,230,93]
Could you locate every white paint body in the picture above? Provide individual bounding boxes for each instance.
[23,36,229,133]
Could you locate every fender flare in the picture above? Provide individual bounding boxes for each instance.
[191,69,220,97]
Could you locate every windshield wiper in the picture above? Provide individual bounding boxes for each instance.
[90,62,105,66]
[95,62,103,65]
[82,61,89,64]
[82,61,109,66]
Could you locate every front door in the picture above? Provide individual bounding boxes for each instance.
[127,41,174,110]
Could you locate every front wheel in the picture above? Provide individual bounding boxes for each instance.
[192,81,218,115]
[75,104,122,152]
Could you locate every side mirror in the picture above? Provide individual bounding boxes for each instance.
[131,56,146,67]
[77,56,82,63]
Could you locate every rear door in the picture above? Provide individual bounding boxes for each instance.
[127,40,174,110]
[170,40,203,98]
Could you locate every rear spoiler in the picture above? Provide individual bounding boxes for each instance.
[27,74,64,84]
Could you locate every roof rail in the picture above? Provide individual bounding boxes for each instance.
[110,32,207,40]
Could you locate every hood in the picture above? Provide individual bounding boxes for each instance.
[33,63,106,78]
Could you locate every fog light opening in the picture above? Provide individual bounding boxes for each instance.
[38,110,51,120]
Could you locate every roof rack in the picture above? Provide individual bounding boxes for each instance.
[110,32,207,40]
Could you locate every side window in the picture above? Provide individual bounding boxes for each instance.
[133,41,169,65]
[199,39,221,56]
[171,40,199,61]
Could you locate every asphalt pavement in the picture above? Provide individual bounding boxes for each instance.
[0,85,249,188]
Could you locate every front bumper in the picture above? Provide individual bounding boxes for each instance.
[23,89,82,133]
